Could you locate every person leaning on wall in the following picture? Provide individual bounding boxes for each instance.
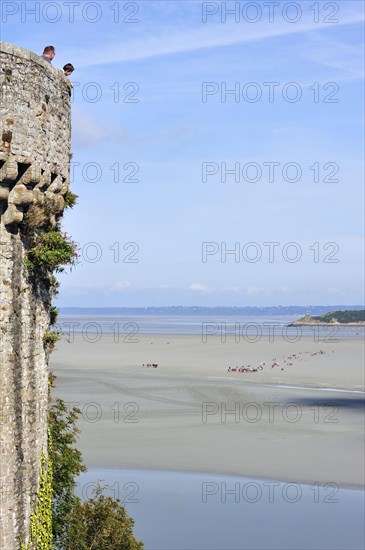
[63,63,74,77]
[63,63,75,90]
[41,45,55,63]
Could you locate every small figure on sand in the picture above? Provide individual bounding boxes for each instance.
[228,364,263,373]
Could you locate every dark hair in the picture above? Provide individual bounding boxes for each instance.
[63,63,75,73]
[43,45,55,53]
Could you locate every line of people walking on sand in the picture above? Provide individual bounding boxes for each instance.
[227,349,334,374]
[142,363,158,368]
[228,364,264,373]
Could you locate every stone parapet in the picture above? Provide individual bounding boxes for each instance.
[1,40,71,227]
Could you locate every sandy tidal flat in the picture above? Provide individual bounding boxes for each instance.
[51,334,365,488]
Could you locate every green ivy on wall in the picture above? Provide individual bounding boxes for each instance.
[21,432,53,550]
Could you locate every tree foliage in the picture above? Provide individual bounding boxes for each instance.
[48,373,86,548]
[64,486,144,550]
[311,310,365,323]
[296,310,365,324]
[48,373,143,550]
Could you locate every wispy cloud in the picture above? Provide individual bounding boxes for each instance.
[111,280,132,291]
[189,283,212,292]
[75,8,364,68]
[72,107,128,148]
[246,287,267,296]
[303,34,364,78]
[65,281,107,295]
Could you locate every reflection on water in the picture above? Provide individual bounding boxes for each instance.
[76,469,365,550]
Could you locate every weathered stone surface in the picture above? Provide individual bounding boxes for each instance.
[0,159,18,181]
[32,188,45,205]
[48,175,63,193]
[2,203,23,224]
[0,41,71,550]
[1,39,72,229]
[26,164,42,186]
[50,193,65,214]
[0,183,10,200]
[9,184,33,206]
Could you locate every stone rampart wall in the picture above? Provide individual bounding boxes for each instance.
[0,41,71,549]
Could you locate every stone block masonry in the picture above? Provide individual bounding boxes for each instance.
[0,42,72,549]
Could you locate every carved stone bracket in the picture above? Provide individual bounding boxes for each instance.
[0,154,69,226]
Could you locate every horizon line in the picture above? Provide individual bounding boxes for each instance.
[58,305,364,309]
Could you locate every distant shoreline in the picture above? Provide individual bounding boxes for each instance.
[289,322,365,327]
[58,305,364,317]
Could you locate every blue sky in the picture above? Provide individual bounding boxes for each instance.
[3,1,364,306]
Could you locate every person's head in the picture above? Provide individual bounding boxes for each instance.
[43,45,55,60]
[63,63,75,76]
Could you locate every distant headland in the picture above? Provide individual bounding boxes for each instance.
[289,310,365,326]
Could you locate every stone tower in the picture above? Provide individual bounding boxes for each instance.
[0,42,72,549]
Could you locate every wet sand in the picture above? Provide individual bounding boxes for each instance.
[51,334,365,488]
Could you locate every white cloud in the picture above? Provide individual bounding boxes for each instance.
[111,281,132,291]
[304,35,364,78]
[189,283,211,292]
[63,280,132,294]
[76,8,364,68]
[246,287,266,296]
[155,284,174,289]
[72,107,128,148]
[65,281,107,295]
